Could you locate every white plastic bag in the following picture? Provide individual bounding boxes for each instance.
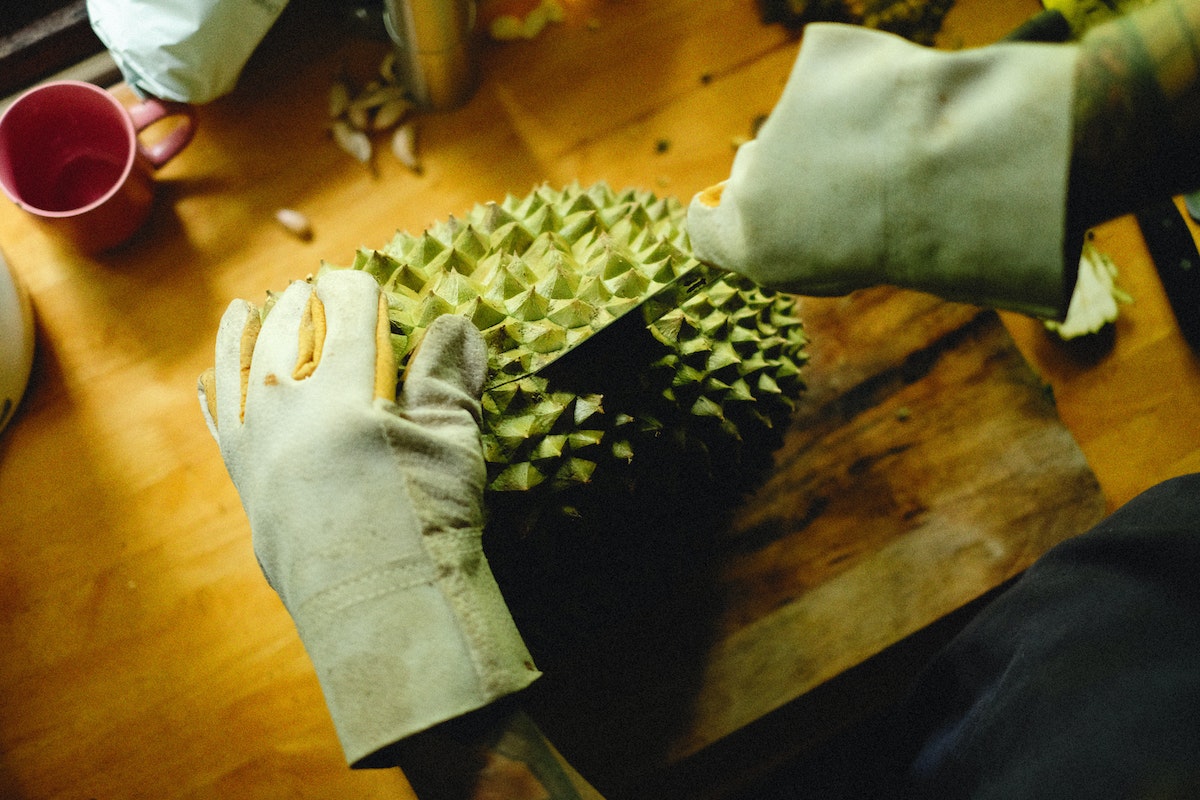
[87,0,290,103]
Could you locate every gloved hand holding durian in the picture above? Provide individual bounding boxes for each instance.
[686,22,1081,320]
[197,270,539,767]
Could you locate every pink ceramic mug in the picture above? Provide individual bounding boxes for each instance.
[0,80,196,253]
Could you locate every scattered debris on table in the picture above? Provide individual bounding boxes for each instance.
[758,0,956,45]
[1045,234,1133,340]
[487,0,565,41]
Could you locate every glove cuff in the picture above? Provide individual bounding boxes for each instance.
[688,24,1080,319]
[291,533,540,767]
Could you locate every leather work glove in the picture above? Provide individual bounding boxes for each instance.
[687,23,1081,319]
[197,269,540,767]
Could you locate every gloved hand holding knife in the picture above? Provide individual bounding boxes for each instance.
[687,2,1200,322]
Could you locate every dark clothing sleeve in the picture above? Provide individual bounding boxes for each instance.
[885,473,1200,799]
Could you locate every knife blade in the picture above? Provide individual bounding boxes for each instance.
[1183,190,1200,224]
[1134,200,1200,350]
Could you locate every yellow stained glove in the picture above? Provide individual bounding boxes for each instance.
[687,23,1080,319]
[198,270,539,767]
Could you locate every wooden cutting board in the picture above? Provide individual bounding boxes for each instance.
[512,288,1106,798]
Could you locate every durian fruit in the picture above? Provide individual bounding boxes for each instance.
[319,183,807,532]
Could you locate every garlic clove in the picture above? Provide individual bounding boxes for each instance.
[275,208,313,241]
[332,119,372,165]
[392,123,423,173]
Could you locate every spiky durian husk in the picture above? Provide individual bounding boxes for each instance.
[325,182,806,527]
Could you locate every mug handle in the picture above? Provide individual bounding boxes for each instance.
[127,99,197,169]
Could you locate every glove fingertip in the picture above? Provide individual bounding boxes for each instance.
[404,314,487,401]
[248,280,314,385]
[686,192,736,271]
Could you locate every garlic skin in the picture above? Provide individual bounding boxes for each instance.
[274,208,314,241]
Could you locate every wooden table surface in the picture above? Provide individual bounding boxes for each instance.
[3,1,1200,798]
